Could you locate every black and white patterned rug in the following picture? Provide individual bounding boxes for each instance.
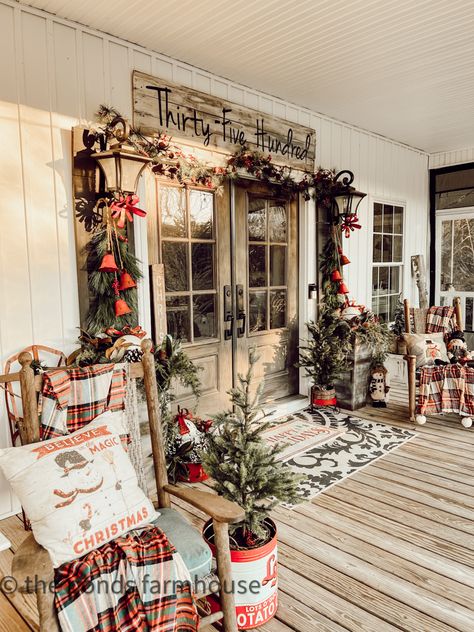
[281,408,416,505]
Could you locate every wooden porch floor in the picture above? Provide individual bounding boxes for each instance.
[1,401,473,631]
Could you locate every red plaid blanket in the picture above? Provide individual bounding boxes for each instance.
[41,364,127,439]
[417,364,474,416]
[426,306,456,334]
[54,526,198,632]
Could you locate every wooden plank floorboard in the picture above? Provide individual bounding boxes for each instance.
[1,404,473,631]
[355,470,474,524]
[374,459,474,498]
[313,492,474,573]
[277,544,464,632]
[382,452,473,485]
[324,482,474,552]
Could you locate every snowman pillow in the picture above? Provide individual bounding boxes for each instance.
[0,410,158,567]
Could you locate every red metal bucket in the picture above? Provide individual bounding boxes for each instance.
[203,518,278,629]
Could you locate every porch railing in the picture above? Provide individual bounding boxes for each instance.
[440,291,474,332]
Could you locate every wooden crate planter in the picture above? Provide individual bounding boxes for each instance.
[335,340,372,410]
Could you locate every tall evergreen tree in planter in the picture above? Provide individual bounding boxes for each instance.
[298,305,352,406]
[201,350,301,629]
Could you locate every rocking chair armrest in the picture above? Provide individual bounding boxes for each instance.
[164,484,245,524]
[11,534,54,593]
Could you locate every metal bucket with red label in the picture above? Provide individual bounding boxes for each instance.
[203,518,278,629]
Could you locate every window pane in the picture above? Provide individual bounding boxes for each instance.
[249,245,266,287]
[166,296,191,341]
[440,220,453,290]
[163,242,188,291]
[393,236,403,262]
[373,234,382,262]
[389,295,399,322]
[193,294,216,339]
[383,205,393,233]
[189,190,213,239]
[374,203,383,232]
[248,198,266,241]
[452,219,474,291]
[269,203,287,242]
[466,297,473,331]
[372,297,379,314]
[192,243,214,290]
[270,246,286,286]
[372,267,379,294]
[382,235,393,262]
[390,266,400,293]
[393,206,403,233]
[160,187,187,237]
[249,291,267,332]
[379,266,389,292]
[270,290,286,329]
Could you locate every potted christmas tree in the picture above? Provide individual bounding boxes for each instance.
[298,305,352,406]
[201,350,301,629]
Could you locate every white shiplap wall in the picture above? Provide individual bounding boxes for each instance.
[0,0,429,516]
[429,148,474,169]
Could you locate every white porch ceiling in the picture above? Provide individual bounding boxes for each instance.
[20,0,474,153]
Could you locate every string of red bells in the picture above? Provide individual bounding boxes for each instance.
[98,196,145,317]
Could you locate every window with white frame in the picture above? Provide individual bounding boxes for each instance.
[372,201,404,323]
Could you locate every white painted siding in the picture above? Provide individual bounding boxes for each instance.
[0,0,429,516]
[429,148,474,169]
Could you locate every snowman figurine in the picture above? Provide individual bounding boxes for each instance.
[369,364,390,408]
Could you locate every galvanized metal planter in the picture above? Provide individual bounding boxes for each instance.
[335,340,372,410]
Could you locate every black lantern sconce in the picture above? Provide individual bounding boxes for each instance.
[91,116,151,197]
[331,170,366,225]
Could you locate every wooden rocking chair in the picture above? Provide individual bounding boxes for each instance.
[2,339,243,631]
[403,297,470,426]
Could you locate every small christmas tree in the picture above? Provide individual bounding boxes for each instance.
[298,305,352,390]
[202,350,301,547]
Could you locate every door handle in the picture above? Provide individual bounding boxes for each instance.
[236,284,246,338]
[223,285,233,340]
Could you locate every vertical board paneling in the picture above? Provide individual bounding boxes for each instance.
[109,42,132,117]
[82,32,105,120]
[20,12,64,348]
[429,147,474,168]
[0,0,429,516]
[53,23,80,117]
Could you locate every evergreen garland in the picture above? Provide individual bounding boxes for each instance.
[202,350,301,547]
[319,230,344,310]
[85,225,142,334]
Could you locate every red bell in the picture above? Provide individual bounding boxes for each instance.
[331,269,342,282]
[340,254,351,266]
[99,252,119,273]
[114,298,132,316]
[338,281,350,294]
[118,270,136,291]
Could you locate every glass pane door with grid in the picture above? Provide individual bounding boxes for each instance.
[156,180,233,413]
[234,181,299,403]
[436,208,474,332]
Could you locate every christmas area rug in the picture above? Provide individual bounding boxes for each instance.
[281,407,416,506]
[262,410,346,461]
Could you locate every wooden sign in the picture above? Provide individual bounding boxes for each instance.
[133,70,315,170]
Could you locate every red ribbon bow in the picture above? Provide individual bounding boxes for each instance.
[341,214,362,238]
[104,325,147,339]
[110,195,146,228]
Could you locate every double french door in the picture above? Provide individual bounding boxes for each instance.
[153,177,299,414]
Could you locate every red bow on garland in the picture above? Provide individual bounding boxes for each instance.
[110,195,146,228]
[104,325,147,338]
[341,214,362,238]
